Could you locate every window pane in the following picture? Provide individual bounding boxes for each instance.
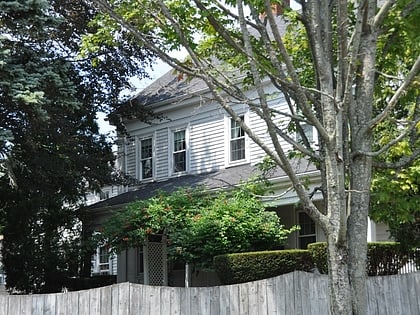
[141,138,152,158]
[174,130,185,152]
[231,138,245,161]
[141,159,152,178]
[296,123,313,144]
[231,118,244,139]
[173,151,186,172]
[99,247,110,271]
[299,236,316,249]
[299,212,315,235]
[140,138,153,179]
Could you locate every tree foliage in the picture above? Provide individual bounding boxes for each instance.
[0,0,155,293]
[101,187,296,268]
[85,0,419,313]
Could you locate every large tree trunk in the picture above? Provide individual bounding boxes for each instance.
[327,236,353,315]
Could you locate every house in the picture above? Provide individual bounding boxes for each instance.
[87,3,391,287]
[88,67,391,286]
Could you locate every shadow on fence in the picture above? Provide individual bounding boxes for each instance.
[0,271,419,315]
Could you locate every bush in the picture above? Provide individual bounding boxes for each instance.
[213,249,314,285]
[367,242,407,276]
[307,242,328,274]
[308,242,409,276]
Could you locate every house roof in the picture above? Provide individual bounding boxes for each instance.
[133,70,208,107]
[88,160,318,210]
[119,15,289,111]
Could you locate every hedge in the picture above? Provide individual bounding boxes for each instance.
[213,242,414,285]
[308,242,411,276]
[213,249,314,285]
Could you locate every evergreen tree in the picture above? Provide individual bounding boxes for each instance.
[0,0,154,293]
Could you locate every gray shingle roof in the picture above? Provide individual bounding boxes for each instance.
[89,159,317,210]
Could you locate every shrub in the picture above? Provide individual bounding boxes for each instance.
[308,242,409,276]
[213,249,314,285]
[367,242,407,276]
[307,242,328,274]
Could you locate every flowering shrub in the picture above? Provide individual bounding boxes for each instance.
[100,186,297,267]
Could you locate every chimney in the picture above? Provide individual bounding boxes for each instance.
[260,1,290,19]
[271,0,290,15]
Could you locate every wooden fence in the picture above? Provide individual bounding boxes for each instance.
[0,271,419,315]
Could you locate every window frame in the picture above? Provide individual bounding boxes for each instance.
[139,136,154,180]
[169,126,189,175]
[226,113,249,166]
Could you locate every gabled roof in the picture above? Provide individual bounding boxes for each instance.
[123,14,289,110]
[134,70,208,107]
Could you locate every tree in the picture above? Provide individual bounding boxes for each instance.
[84,0,419,313]
[0,0,155,293]
[369,0,420,251]
[101,187,296,268]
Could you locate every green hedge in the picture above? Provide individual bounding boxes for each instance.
[308,242,410,276]
[213,249,314,285]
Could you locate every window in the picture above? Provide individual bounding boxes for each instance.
[99,190,109,200]
[99,246,110,272]
[296,123,314,145]
[140,137,153,179]
[172,129,186,173]
[230,116,246,162]
[298,212,316,249]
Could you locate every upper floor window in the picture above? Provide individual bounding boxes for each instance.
[230,116,246,162]
[296,123,316,146]
[172,129,186,173]
[140,137,153,179]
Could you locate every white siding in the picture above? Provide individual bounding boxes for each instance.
[189,118,225,173]
[155,128,169,179]
[125,137,137,180]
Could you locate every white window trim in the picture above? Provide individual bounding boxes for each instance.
[225,112,250,167]
[168,125,190,176]
[137,134,155,181]
[92,246,115,276]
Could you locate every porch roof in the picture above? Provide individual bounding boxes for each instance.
[88,160,318,210]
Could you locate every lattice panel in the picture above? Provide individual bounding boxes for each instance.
[147,242,166,286]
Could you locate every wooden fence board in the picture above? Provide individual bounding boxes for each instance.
[218,285,230,315]
[8,296,20,315]
[117,282,130,315]
[0,295,7,315]
[257,279,268,315]
[43,294,56,315]
[367,276,378,315]
[208,285,220,315]
[77,288,89,315]
[98,285,112,315]
[129,284,141,314]
[0,271,419,315]
[169,287,182,315]
[89,287,101,315]
[111,284,119,315]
